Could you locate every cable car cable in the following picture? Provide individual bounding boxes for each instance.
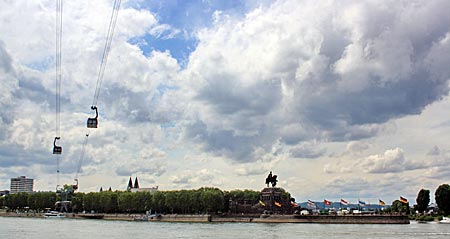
[53,0,63,191]
[76,1,121,191]
[75,133,89,182]
[91,0,121,107]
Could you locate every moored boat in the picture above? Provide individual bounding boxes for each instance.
[44,211,65,218]
[439,217,450,224]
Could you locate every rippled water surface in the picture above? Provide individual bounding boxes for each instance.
[1,217,450,239]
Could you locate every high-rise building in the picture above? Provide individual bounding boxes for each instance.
[10,176,34,193]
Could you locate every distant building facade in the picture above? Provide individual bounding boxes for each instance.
[0,190,10,196]
[127,176,158,193]
[10,176,34,194]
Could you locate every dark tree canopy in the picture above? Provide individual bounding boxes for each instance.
[416,189,430,213]
[435,184,450,215]
[390,200,410,214]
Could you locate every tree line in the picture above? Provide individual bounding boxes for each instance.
[414,184,450,215]
[0,191,56,211]
[1,184,449,215]
[0,188,260,214]
[379,184,450,216]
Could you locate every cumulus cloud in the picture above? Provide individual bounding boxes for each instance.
[170,169,215,188]
[181,0,450,162]
[1,0,450,193]
[427,145,441,156]
[289,142,326,159]
[422,146,450,180]
[325,147,431,175]
[235,164,268,176]
[358,147,427,173]
[345,141,370,154]
[0,1,180,188]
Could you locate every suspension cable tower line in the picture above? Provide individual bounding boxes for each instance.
[87,0,122,128]
[52,0,63,191]
[74,0,121,191]
[73,133,89,189]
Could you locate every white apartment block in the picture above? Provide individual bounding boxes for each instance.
[10,176,34,193]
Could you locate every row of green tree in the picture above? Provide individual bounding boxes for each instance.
[414,184,450,215]
[0,188,261,214]
[2,184,448,215]
[0,191,56,211]
[380,184,450,216]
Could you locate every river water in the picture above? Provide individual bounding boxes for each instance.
[1,217,450,239]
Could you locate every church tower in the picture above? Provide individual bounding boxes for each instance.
[134,177,140,189]
[127,177,133,191]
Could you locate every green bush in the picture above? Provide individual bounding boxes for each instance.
[416,215,436,222]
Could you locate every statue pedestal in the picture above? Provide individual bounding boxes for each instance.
[260,187,289,213]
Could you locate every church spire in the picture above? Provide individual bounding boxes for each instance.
[134,177,139,189]
[127,177,133,191]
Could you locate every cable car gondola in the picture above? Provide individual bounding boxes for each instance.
[53,137,62,154]
[87,106,98,128]
[72,179,78,190]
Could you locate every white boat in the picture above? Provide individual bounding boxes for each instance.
[439,216,450,224]
[44,211,65,218]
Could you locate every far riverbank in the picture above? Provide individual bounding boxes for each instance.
[0,211,409,224]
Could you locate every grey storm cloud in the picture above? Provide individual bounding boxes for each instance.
[289,144,326,159]
[116,162,166,178]
[184,120,277,162]
[183,0,450,162]
[99,83,181,125]
[0,143,53,168]
[0,41,17,127]
[14,74,55,107]
[0,41,13,73]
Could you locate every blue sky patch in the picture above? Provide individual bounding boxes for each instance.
[127,0,252,66]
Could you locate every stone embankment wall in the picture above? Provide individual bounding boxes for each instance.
[152,214,409,224]
[0,212,43,218]
[151,214,211,222]
[289,215,410,224]
[0,212,409,224]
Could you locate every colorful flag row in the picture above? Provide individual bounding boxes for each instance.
[305,198,403,207]
[259,196,406,208]
[259,200,286,208]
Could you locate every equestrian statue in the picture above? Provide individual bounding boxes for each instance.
[265,171,278,187]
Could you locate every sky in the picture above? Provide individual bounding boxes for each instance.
[1,0,450,205]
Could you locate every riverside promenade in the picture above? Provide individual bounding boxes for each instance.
[0,212,410,224]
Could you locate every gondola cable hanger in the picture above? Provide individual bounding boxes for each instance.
[87,0,121,128]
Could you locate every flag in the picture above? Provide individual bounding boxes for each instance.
[400,196,408,204]
[324,199,332,206]
[340,199,349,205]
[379,199,385,206]
[359,200,366,206]
[274,201,282,207]
[307,200,315,207]
[290,202,298,207]
[259,200,266,206]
